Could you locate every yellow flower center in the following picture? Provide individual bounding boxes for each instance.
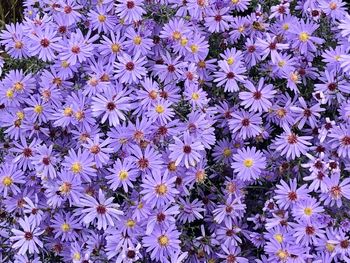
[180,37,188,46]
[75,110,85,121]
[16,111,25,120]
[227,57,234,65]
[167,161,177,172]
[299,32,309,42]
[14,82,24,91]
[61,60,70,68]
[304,207,313,216]
[276,108,286,118]
[334,55,341,61]
[73,252,81,261]
[155,184,167,195]
[71,162,82,173]
[158,235,169,246]
[290,72,299,82]
[243,158,254,168]
[190,44,199,53]
[118,170,128,180]
[64,107,73,116]
[137,202,144,209]
[98,14,106,22]
[282,23,289,30]
[329,2,337,10]
[111,43,121,53]
[2,176,13,186]
[59,182,72,194]
[231,0,239,4]
[6,89,14,98]
[133,36,142,45]
[15,41,23,49]
[155,105,164,114]
[223,148,232,157]
[195,170,206,183]
[278,60,286,67]
[126,219,136,228]
[198,60,206,68]
[34,105,43,114]
[172,31,181,40]
[238,26,245,33]
[61,223,70,232]
[192,92,200,100]
[326,242,335,252]
[274,233,284,243]
[276,250,288,260]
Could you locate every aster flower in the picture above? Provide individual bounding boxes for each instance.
[114,52,147,84]
[10,216,44,255]
[91,86,130,127]
[229,110,262,140]
[213,60,247,92]
[177,198,205,223]
[30,144,57,179]
[28,26,61,62]
[213,196,246,224]
[328,124,350,159]
[106,158,138,193]
[289,20,324,55]
[115,0,146,24]
[51,212,81,242]
[292,197,325,223]
[124,27,154,56]
[217,245,248,263]
[130,144,164,173]
[146,99,175,125]
[231,147,266,181]
[60,29,95,66]
[0,163,25,197]
[140,171,178,209]
[79,189,123,230]
[204,7,233,33]
[142,224,180,262]
[290,97,325,129]
[88,5,117,33]
[145,204,179,235]
[320,172,350,207]
[273,129,313,160]
[274,179,311,209]
[62,149,96,182]
[169,132,205,168]
[239,78,276,113]
[59,0,82,26]
[0,23,30,59]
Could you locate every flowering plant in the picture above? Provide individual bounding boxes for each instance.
[1,0,350,262]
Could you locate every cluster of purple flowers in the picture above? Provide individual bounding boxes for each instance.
[0,0,350,262]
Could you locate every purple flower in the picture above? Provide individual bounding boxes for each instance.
[62,149,96,182]
[229,110,262,139]
[140,171,178,209]
[142,224,180,262]
[169,132,205,168]
[114,52,147,84]
[28,27,61,62]
[10,216,43,255]
[239,78,276,113]
[274,179,311,209]
[79,189,123,230]
[106,158,138,193]
[273,129,313,160]
[0,163,25,197]
[231,147,266,181]
[91,86,130,127]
